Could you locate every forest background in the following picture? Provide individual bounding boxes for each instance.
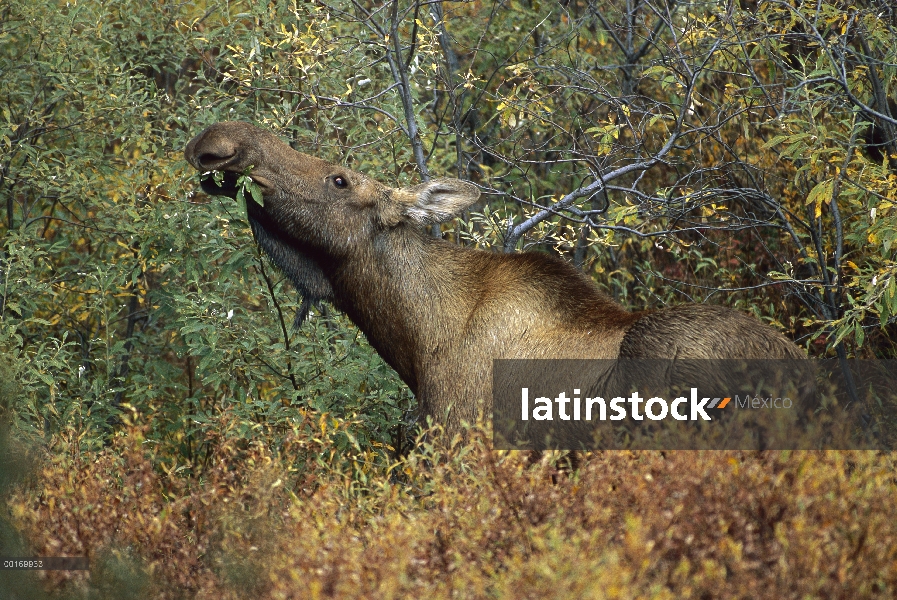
[1,0,896,598]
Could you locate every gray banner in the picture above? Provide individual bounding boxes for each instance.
[493,359,895,450]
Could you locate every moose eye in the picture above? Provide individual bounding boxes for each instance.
[333,175,349,189]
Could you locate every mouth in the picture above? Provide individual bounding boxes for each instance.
[198,170,289,241]
[199,170,273,212]
[200,171,241,199]
[194,166,305,259]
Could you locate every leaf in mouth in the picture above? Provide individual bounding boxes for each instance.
[235,165,264,209]
[200,166,264,208]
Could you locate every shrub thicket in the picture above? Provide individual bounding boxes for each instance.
[5,419,897,599]
[2,0,896,596]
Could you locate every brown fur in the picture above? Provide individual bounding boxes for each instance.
[185,122,805,436]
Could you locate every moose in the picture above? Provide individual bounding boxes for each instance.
[185,122,805,438]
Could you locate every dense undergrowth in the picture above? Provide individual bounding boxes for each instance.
[2,412,896,599]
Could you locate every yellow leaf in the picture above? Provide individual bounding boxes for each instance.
[806,179,832,206]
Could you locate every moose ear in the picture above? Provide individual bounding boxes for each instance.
[396,178,481,225]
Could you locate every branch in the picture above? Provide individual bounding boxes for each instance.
[255,247,301,396]
[766,0,897,126]
[502,36,716,251]
[387,0,431,180]
[110,243,144,420]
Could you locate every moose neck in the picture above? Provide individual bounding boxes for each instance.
[324,226,474,390]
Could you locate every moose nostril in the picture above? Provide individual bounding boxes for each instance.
[199,152,231,163]
[197,151,239,170]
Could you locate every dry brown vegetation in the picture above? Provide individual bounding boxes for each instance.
[4,414,897,599]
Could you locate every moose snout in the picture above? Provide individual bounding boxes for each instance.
[184,128,243,172]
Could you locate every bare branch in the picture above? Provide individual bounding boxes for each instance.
[386,0,431,180]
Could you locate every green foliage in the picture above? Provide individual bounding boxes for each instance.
[0,0,893,467]
[0,0,412,463]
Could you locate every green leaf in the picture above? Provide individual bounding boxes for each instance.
[249,181,264,207]
[805,179,832,207]
[879,298,890,327]
[761,134,791,149]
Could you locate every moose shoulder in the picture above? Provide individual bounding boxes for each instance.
[185,122,805,436]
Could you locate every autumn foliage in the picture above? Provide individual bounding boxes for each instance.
[3,415,896,599]
[2,0,897,597]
